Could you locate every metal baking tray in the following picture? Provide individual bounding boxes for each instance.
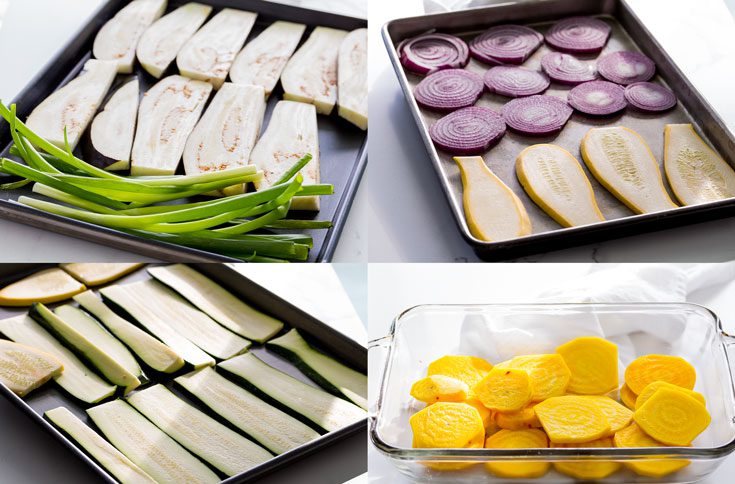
[383,0,735,261]
[0,263,367,483]
[0,0,368,262]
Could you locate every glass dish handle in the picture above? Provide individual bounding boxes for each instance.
[368,335,392,418]
[723,331,735,384]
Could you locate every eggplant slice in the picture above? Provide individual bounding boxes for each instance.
[87,78,139,171]
[338,28,368,130]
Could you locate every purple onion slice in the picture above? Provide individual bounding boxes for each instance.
[624,82,677,112]
[540,52,597,85]
[414,69,484,112]
[501,95,573,135]
[429,106,506,154]
[469,24,543,65]
[483,66,549,98]
[545,16,611,54]
[568,80,627,115]
[399,33,469,75]
[597,51,655,85]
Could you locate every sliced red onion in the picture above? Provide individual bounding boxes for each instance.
[429,106,506,154]
[545,16,611,54]
[540,52,597,85]
[624,82,677,112]
[597,51,655,85]
[414,69,484,112]
[501,95,573,135]
[568,80,627,115]
[469,24,543,65]
[399,33,469,75]
[483,66,549,98]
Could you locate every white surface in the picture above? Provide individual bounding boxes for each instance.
[367,0,735,262]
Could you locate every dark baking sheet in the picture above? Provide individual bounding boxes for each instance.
[0,0,368,263]
[383,0,735,261]
[0,263,367,483]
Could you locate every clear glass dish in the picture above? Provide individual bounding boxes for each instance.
[368,303,735,482]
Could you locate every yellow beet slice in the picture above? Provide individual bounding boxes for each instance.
[516,144,605,227]
[620,384,637,410]
[410,375,469,404]
[582,395,633,434]
[473,368,532,412]
[556,336,619,395]
[634,387,711,446]
[465,398,494,430]
[624,354,696,395]
[427,355,493,389]
[635,381,705,410]
[581,126,678,214]
[614,423,690,477]
[664,123,735,205]
[485,429,550,478]
[534,395,611,443]
[0,268,86,307]
[454,156,532,242]
[552,437,621,479]
[496,354,571,401]
[495,404,541,430]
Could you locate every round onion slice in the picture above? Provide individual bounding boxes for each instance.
[568,80,627,115]
[545,16,611,54]
[399,33,469,75]
[429,106,506,154]
[483,66,549,98]
[414,69,484,112]
[501,95,573,135]
[624,82,677,112]
[597,51,655,85]
[469,24,543,65]
[540,52,597,85]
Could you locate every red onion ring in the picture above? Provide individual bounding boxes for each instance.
[399,33,469,75]
[597,51,655,85]
[501,95,573,136]
[624,82,677,112]
[414,69,485,112]
[483,66,549,98]
[429,106,506,155]
[540,52,597,85]
[469,24,543,65]
[545,16,611,54]
[568,80,627,115]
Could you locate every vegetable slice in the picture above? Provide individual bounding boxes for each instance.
[495,405,541,430]
[427,355,493,388]
[398,32,469,75]
[473,367,533,412]
[0,268,86,307]
[0,339,63,397]
[485,429,550,478]
[620,383,637,409]
[410,375,469,403]
[430,107,506,154]
[86,78,139,171]
[338,28,368,129]
[568,80,627,116]
[414,69,484,113]
[545,16,611,54]
[635,381,705,410]
[60,263,143,286]
[597,51,656,85]
[556,336,618,395]
[483,66,550,98]
[495,353,571,400]
[501,95,572,135]
[614,423,690,477]
[535,395,611,443]
[540,52,597,85]
[624,354,696,394]
[552,437,620,479]
[635,387,710,445]
[582,395,633,434]
[625,82,677,112]
[469,25,543,65]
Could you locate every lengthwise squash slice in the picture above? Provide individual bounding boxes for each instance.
[614,423,690,477]
[556,336,619,395]
[0,339,63,397]
[60,263,143,286]
[0,268,86,307]
[634,387,711,446]
[624,354,696,394]
[485,429,550,478]
[534,395,611,444]
[552,437,621,480]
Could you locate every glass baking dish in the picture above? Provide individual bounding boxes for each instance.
[368,303,735,482]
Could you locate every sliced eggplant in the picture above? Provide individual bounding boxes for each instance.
[338,28,368,130]
[86,79,139,171]
[136,2,213,78]
[0,268,86,307]
[92,0,167,73]
[0,339,63,397]
[250,100,320,210]
[229,20,306,97]
[130,75,211,175]
[281,26,347,115]
[60,263,143,286]
[176,8,257,89]
[26,59,117,150]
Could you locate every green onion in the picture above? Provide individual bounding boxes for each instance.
[263,219,333,229]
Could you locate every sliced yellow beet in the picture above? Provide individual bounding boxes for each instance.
[495,404,541,430]
[60,263,144,286]
[636,381,705,410]
[664,124,735,205]
[473,367,532,412]
[634,387,711,446]
[581,395,633,434]
[614,423,690,477]
[0,268,86,307]
[516,144,605,227]
[620,384,638,410]
[556,336,619,395]
[454,156,532,242]
[581,126,677,214]
[465,398,494,430]
[485,429,549,478]
[534,395,611,444]
[427,355,493,389]
[410,375,469,404]
[0,340,63,397]
[624,354,696,394]
[496,354,571,401]
[552,437,621,479]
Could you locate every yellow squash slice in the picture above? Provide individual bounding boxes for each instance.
[534,395,611,444]
[427,355,493,389]
[582,395,633,434]
[634,387,711,446]
[516,144,605,227]
[624,354,696,395]
[581,127,678,214]
[614,423,690,477]
[496,354,571,401]
[410,375,469,404]
[0,340,63,397]
[485,429,550,478]
[454,156,532,242]
[556,336,619,395]
[552,437,621,479]
[620,384,638,410]
[0,268,86,307]
[473,368,532,412]
[60,263,143,286]
[635,381,705,410]
[495,404,541,430]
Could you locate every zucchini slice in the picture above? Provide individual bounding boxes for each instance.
[229,20,306,97]
[136,2,213,78]
[45,406,156,484]
[74,291,184,373]
[337,28,368,130]
[0,315,115,403]
[128,384,272,476]
[176,8,257,89]
[218,352,365,432]
[281,26,347,115]
[0,268,86,307]
[175,366,320,455]
[0,339,63,397]
[60,263,144,286]
[86,79,139,171]
[30,303,140,392]
[87,400,219,484]
[148,264,283,343]
[267,329,367,410]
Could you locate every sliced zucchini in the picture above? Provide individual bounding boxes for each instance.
[60,263,143,286]
[229,20,306,97]
[267,329,367,410]
[86,79,139,171]
[45,407,156,484]
[175,367,320,455]
[338,28,368,130]
[218,352,365,432]
[0,315,115,403]
[176,8,257,89]
[148,264,283,343]
[0,339,63,397]
[137,2,213,78]
[0,268,86,307]
[281,26,347,115]
[250,100,320,210]
[87,400,219,484]
[128,384,272,476]
[130,75,212,176]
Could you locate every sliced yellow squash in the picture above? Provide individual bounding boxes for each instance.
[556,336,619,395]
[485,429,550,478]
[410,375,469,404]
[614,423,690,477]
[624,354,696,394]
[473,367,532,412]
[534,395,611,444]
[0,339,63,397]
[635,381,705,410]
[552,437,621,479]
[634,386,711,446]
[0,268,86,306]
[60,263,144,286]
